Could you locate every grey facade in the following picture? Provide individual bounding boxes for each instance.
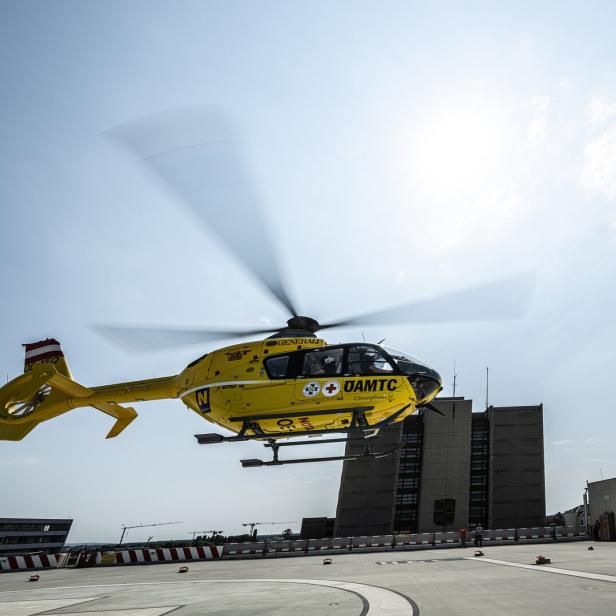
[300,517,335,539]
[415,398,473,532]
[334,425,401,537]
[0,518,73,555]
[588,478,616,527]
[334,398,545,536]
[488,405,545,529]
[588,478,616,539]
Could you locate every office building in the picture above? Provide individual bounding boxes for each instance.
[300,517,336,539]
[587,478,616,540]
[334,398,545,536]
[0,518,73,555]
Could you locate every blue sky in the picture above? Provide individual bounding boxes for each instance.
[2,1,616,542]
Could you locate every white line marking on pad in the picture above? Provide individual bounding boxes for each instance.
[465,557,616,583]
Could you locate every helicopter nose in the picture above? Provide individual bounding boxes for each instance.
[408,368,442,402]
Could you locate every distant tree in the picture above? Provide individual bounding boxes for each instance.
[282,528,293,539]
[225,534,252,543]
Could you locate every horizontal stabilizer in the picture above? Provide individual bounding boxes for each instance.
[94,402,138,438]
[0,420,39,441]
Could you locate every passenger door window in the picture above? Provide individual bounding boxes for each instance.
[301,348,344,377]
[346,345,394,375]
[264,354,290,379]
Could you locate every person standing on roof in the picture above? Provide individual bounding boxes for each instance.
[473,524,483,547]
[458,526,468,548]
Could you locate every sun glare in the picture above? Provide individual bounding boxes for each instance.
[409,100,509,198]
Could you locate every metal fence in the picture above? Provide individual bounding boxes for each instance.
[222,525,588,559]
[0,526,590,571]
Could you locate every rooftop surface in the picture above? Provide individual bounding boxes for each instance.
[1,541,615,615]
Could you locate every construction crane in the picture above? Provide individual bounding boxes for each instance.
[241,521,297,539]
[189,529,223,540]
[189,530,207,541]
[118,521,183,545]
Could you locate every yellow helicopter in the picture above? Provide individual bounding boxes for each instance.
[0,106,533,466]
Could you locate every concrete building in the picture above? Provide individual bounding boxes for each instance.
[587,478,616,540]
[300,517,335,539]
[334,398,545,536]
[0,518,73,555]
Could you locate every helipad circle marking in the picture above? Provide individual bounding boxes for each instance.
[0,578,418,615]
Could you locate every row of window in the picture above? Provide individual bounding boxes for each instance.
[395,494,418,504]
[397,479,420,489]
[264,344,397,379]
[0,536,63,545]
[0,523,69,532]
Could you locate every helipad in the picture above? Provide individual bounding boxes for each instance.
[1,542,615,615]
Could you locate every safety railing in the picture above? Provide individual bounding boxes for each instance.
[0,526,589,571]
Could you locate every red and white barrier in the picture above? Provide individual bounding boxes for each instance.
[223,542,265,558]
[352,535,393,550]
[115,546,221,564]
[76,546,222,567]
[0,553,61,572]
[265,540,307,556]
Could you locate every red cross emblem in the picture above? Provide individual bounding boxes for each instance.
[323,380,340,397]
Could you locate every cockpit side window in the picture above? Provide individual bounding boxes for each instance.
[302,348,344,377]
[264,354,290,379]
[346,345,394,375]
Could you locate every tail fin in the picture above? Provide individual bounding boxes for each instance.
[23,338,72,378]
[1,339,137,441]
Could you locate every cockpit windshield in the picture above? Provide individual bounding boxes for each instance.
[383,347,432,375]
[383,346,442,401]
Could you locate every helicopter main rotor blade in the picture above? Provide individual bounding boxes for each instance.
[319,273,536,330]
[106,104,298,318]
[94,325,277,352]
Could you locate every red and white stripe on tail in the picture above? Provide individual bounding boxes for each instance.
[23,339,72,378]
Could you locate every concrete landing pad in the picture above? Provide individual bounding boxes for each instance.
[1,542,615,615]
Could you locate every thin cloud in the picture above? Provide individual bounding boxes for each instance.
[552,440,575,445]
[6,456,41,465]
[522,94,550,146]
[579,124,616,201]
[522,94,551,114]
[586,96,616,124]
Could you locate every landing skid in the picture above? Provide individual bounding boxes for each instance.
[240,437,402,467]
[194,404,410,466]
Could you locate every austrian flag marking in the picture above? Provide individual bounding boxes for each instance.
[322,380,340,397]
[23,338,64,368]
[303,382,320,398]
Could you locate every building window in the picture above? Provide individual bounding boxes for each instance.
[394,417,423,533]
[469,417,489,528]
[433,498,456,528]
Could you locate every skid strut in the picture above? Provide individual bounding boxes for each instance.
[194,404,411,466]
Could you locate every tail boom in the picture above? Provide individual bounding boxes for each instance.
[1,361,179,441]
